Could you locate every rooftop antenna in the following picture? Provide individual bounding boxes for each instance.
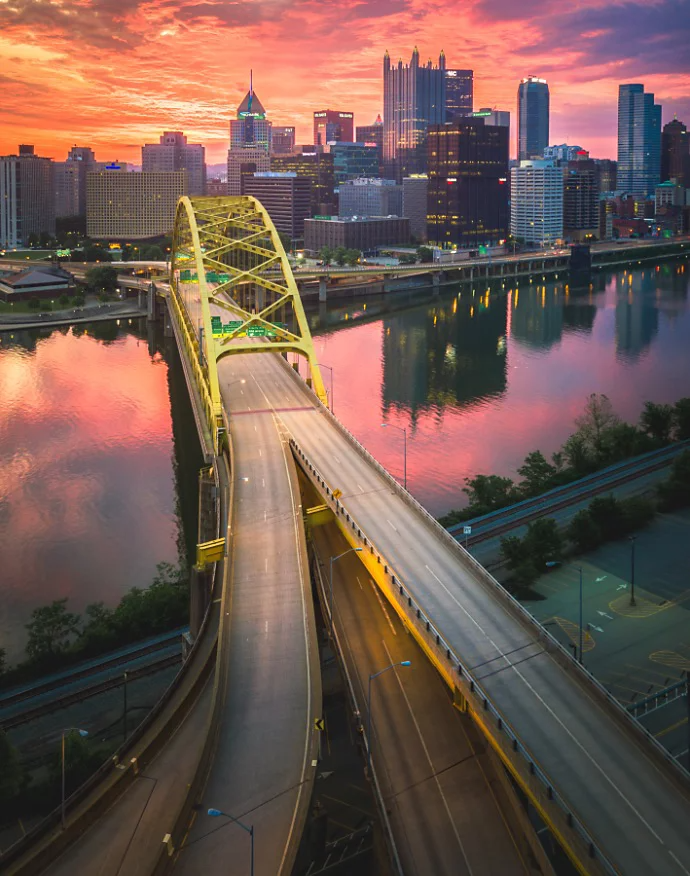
[249,69,253,114]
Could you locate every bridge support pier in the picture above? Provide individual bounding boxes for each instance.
[318,276,328,302]
[147,284,157,322]
[138,289,146,310]
[432,271,441,292]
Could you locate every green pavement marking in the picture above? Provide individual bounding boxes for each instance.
[656,717,688,738]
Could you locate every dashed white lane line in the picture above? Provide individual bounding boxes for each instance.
[356,576,363,590]
[259,448,262,457]
[423,563,682,868]
[262,478,265,488]
[387,519,398,533]
[381,639,473,873]
[333,455,341,464]
[265,557,268,572]
[357,483,365,493]
[369,579,397,636]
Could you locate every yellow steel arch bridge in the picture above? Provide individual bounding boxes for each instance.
[170,195,327,451]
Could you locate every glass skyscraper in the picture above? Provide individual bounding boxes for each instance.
[383,47,446,180]
[445,69,473,121]
[617,84,662,197]
[517,77,549,161]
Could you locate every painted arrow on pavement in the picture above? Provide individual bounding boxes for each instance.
[590,624,605,633]
[595,576,608,583]
[617,583,628,590]
[597,610,614,620]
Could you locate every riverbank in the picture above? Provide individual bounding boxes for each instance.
[0,300,146,332]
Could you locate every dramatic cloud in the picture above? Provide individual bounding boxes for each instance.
[0,0,688,162]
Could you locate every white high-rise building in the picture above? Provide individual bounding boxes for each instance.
[338,178,401,218]
[0,145,55,249]
[510,160,563,246]
[86,169,187,239]
[142,132,206,195]
[226,146,270,196]
[54,146,100,218]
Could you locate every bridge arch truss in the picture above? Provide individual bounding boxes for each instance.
[170,195,327,449]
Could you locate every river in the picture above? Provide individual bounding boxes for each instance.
[1,258,687,663]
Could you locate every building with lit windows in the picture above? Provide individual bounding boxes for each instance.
[242,173,312,241]
[383,47,447,180]
[142,132,206,195]
[0,145,55,249]
[356,115,384,174]
[230,80,272,152]
[661,118,688,187]
[304,216,410,255]
[617,84,662,197]
[563,159,600,241]
[271,149,336,216]
[54,146,99,218]
[543,144,587,163]
[313,110,354,146]
[86,169,187,239]
[510,160,563,246]
[427,119,509,248]
[445,69,473,121]
[518,77,549,161]
[330,143,380,185]
[227,146,270,196]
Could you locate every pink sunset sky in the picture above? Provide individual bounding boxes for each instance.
[1,0,688,164]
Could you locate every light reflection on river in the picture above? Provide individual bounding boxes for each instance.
[0,320,201,662]
[308,258,690,516]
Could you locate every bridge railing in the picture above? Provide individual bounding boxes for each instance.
[290,438,617,875]
[282,362,690,789]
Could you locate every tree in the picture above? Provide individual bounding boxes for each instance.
[599,421,649,464]
[524,517,563,567]
[140,244,164,261]
[333,246,348,266]
[673,398,690,441]
[27,232,39,248]
[83,244,112,263]
[463,474,517,512]
[517,451,557,496]
[345,249,360,266]
[398,252,417,265]
[49,729,95,800]
[561,432,594,476]
[575,393,620,460]
[567,509,602,552]
[277,231,292,254]
[28,296,41,310]
[25,598,80,662]
[319,246,334,265]
[85,265,118,294]
[39,231,53,247]
[59,293,70,306]
[417,245,434,263]
[121,243,133,262]
[639,402,674,443]
[0,647,6,678]
[588,495,626,540]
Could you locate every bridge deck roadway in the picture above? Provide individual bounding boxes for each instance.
[170,353,320,876]
[242,352,690,876]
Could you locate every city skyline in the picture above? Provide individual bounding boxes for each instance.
[1,0,688,163]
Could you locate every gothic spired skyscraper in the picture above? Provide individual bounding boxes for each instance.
[229,73,272,152]
[517,76,549,161]
[617,84,662,197]
[383,47,447,181]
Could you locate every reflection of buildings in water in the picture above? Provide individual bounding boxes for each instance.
[382,295,507,417]
[615,292,658,360]
[562,300,597,334]
[510,286,564,349]
[648,261,689,323]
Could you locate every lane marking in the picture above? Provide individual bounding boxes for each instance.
[369,580,397,637]
[387,519,398,533]
[262,478,265,488]
[356,575,363,591]
[259,448,262,457]
[265,558,268,572]
[381,639,473,874]
[357,483,365,493]
[423,563,682,864]
[333,454,341,464]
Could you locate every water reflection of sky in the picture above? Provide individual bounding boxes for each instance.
[0,326,180,662]
[311,261,690,517]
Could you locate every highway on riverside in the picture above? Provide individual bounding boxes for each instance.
[311,522,531,876]
[170,353,320,876]
[240,351,690,876]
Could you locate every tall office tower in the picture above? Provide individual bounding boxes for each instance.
[54,146,99,218]
[444,68,473,120]
[543,144,587,163]
[617,84,662,197]
[330,143,380,185]
[241,173,312,241]
[661,118,689,187]
[338,178,402,218]
[86,169,187,239]
[271,126,296,155]
[229,75,272,151]
[313,110,354,146]
[596,159,617,193]
[402,175,428,241]
[142,132,206,195]
[0,145,55,249]
[227,146,271,196]
[271,149,336,216]
[510,160,563,246]
[383,47,447,181]
[517,76,549,161]
[563,159,600,241]
[427,119,509,248]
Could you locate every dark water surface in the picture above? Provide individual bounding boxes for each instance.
[0,320,202,662]
[307,258,690,516]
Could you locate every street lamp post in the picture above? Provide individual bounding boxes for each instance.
[61,728,88,829]
[577,567,584,665]
[329,548,363,634]
[207,808,254,876]
[380,423,407,490]
[367,661,411,773]
[629,536,637,606]
[319,363,334,412]
[123,671,128,741]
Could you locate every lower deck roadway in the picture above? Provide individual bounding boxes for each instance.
[169,353,320,876]
[249,352,690,876]
[311,522,535,876]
